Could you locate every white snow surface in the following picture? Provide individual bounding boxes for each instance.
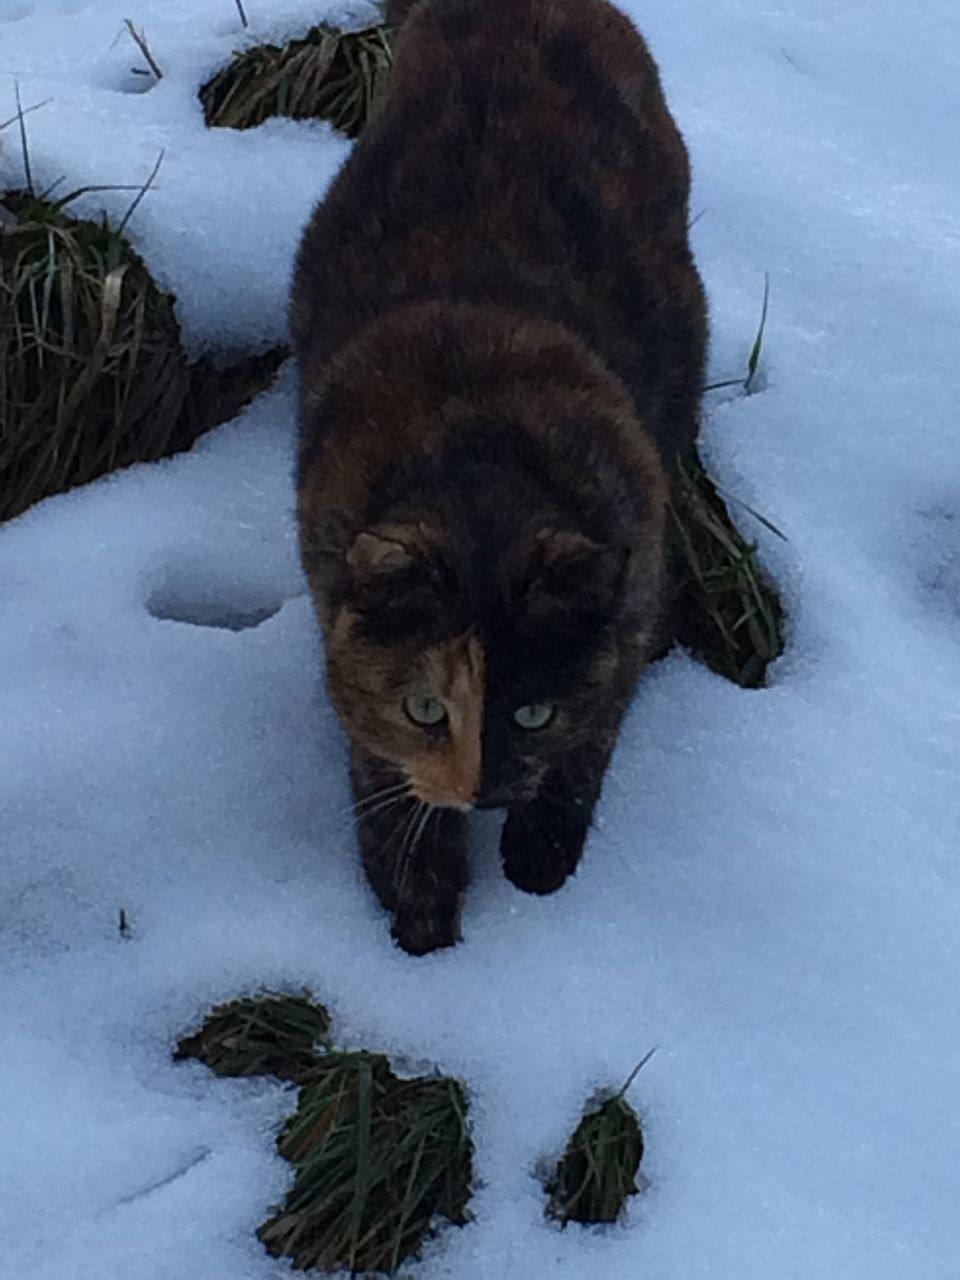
[2,0,959,1277]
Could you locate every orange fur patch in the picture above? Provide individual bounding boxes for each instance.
[408,635,484,809]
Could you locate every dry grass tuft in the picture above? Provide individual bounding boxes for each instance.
[0,190,285,525]
[1,190,191,523]
[200,23,394,137]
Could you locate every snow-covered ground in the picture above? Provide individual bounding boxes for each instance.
[2,0,959,1277]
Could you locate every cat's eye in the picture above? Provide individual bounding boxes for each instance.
[513,703,556,731]
[404,694,447,727]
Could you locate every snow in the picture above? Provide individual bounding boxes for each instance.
[2,1,959,1278]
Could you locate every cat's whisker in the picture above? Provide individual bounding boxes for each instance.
[310,805,371,840]
[381,794,417,855]
[352,781,412,819]
[392,809,423,904]
[381,795,418,846]
[309,781,412,838]
[425,805,443,855]
[411,802,434,856]
[395,801,433,904]
[351,794,411,835]
[368,799,421,904]
[332,780,409,823]
[355,778,410,804]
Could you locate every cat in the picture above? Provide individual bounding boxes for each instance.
[290,0,707,954]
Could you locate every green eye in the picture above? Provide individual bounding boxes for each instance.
[513,703,555,731]
[404,695,447,727]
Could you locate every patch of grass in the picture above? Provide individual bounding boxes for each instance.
[175,991,332,1083]
[671,456,786,689]
[1,189,191,523]
[176,993,474,1275]
[0,186,285,524]
[671,271,785,687]
[260,1051,473,1274]
[705,272,771,395]
[545,1089,645,1227]
[200,23,394,137]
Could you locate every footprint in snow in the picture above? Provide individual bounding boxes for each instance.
[146,552,292,633]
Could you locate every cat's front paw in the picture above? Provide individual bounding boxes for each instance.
[500,807,586,896]
[391,901,462,956]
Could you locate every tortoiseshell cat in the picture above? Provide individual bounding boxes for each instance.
[291,0,707,954]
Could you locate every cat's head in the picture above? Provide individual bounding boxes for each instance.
[324,516,651,810]
[299,302,669,809]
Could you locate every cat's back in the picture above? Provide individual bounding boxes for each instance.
[291,0,706,462]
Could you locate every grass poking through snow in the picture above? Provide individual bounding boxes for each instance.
[260,1051,473,1274]
[200,23,394,137]
[0,188,191,524]
[176,992,474,1276]
[744,271,770,394]
[1,152,284,525]
[671,456,786,689]
[674,273,785,688]
[174,991,332,1082]
[545,1083,645,1227]
[123,18,164,82]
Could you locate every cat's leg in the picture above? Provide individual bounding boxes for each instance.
[352,754,469,955]
[387,807,469,955]
[499,748,611,895]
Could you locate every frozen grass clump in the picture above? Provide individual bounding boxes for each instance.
[174,991,333,1083]
[671,456,786,688]
[545,1090,645,1227]
[1,190,191,524]
[672,275,784,687]
[176,992,474,1276]
[200,23,394,138]
[260,1051,473,1274]
[0,189,285,524]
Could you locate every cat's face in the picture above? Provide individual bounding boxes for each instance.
[325,520,641,810]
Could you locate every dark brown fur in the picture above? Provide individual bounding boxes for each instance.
[291,0,707,954]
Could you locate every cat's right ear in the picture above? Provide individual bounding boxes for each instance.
[346,523,439,584]
[520,527,630,618]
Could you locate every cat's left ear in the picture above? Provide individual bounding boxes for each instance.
[347,522,439,582]
[523,528,629,616]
